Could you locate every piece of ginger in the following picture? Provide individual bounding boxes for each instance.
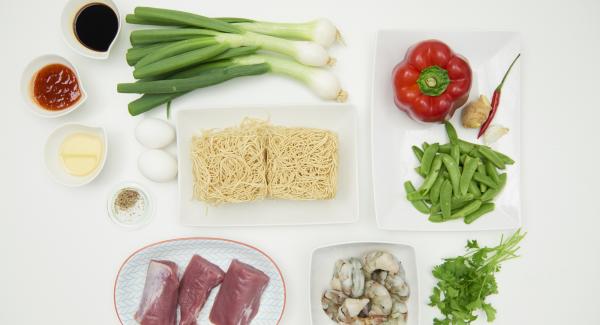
[461,95,492,128]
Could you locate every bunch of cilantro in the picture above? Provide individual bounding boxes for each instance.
[429,229,526,325]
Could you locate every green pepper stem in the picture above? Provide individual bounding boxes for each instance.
[417,66,450,97]
[496,53,520,91]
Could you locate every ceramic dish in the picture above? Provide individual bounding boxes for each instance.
[114,237,286,325]
[371,30,521,231]
[21,54,88,118]
[310,241,419,325]
[61,0,121,59]
[44,123,107,187]
[107,182,154,229]
[175,104,359,227]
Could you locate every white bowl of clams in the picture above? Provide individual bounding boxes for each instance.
[310,242,419,325]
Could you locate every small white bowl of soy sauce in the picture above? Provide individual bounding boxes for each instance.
[61,0,121,59]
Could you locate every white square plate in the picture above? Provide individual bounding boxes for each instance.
[176,105,358,227]
[310,241,419,325]
[371,30,521,231]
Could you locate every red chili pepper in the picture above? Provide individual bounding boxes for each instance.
[477,54,521,138]
[392,40,472,123]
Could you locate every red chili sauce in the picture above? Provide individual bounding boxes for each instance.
[33,64,82,111]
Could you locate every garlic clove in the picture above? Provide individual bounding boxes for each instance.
[483,124,509,145]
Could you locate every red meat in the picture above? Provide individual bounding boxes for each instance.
[135,260,179,325]
[179,255,225,325]
[209,259,270,325]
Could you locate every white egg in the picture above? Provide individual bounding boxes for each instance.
[135,118,175,149]
[138,150,178,182]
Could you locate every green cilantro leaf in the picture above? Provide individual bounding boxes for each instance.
[429,229,526,324]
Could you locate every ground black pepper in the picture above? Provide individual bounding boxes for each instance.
[115,188,140,211]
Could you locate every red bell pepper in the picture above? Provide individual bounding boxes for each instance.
[392,40,472,123]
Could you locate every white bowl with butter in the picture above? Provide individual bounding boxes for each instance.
[44,123,107,187]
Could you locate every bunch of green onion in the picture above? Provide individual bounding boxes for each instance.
[117,7,346,116]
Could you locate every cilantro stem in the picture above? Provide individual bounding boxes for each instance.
[429,229,526,324]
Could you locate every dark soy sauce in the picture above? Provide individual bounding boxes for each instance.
[74,3,119,52]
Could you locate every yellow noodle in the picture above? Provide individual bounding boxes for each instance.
[266,126,338,200]
[191,118,338,205]
[191,119,268,205]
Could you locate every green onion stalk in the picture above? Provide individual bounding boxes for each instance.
[119,7,346,116]
[129,28,333,73]
[119,54,347,116]
[126,7,342,47]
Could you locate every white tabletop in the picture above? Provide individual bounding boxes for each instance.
[1,0,599,324]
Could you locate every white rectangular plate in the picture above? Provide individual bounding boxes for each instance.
[176,105,358,227]
[371,30,521,231]
[310,241,419,325]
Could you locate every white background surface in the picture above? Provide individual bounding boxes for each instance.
[1,0,599,324]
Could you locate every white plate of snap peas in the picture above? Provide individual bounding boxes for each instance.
[371,30,521,231]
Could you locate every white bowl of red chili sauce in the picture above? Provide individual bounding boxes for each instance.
[20,54,88,118]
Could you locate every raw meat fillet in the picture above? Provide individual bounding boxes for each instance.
[179,255,225,325]
[135,260,179,325]
[209,259,270,325]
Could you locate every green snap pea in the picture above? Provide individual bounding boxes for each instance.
[469,149,483,160]
[464,202,495,224]
[430,204,441,215]
[412,146,424,162]
[459,157,479,196]
[451,194,475,210]
[429,174,446,205]
[486,161,500,184]
[440,154,460,195]
[404,122,513,224]
[477,163,488,192]
[419,156,443,194]
[458,140,512,164]
[468,180,482,198]
[473,172,498,189]
[407,191,427,201]
[451,144,460,164]
[440,180,452,219]
[420,143,439,175]
[494,150,515,165]
[480,173,507,201]
[429,200,482,223]
[404,181,430,214]
[438,143,451,154]
[445,121,459,144]
[478,146,506,169]
[458,139,476,154]
[429,214,444,223]
[449,199,482,220]
[414,167,426,178]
